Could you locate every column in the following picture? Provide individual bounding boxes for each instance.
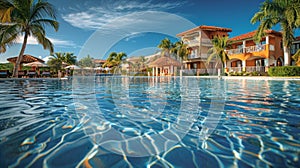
[243,40,246,53]
[156,67,158,76]
[266,35,269,44]
[170,65,174,75]
[242,60,246,72]
[152,67,155,76]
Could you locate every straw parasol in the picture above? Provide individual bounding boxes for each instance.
[23,61,48,67]
[65,65,80,69]
[148,56,182,67]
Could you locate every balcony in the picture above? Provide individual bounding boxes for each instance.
[201,38,213,46]
[185,39,200,46]
[226,44,267,56]
[188,54,209,59]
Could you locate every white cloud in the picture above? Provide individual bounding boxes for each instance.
[16,35,76,47]
[62,0,186,30]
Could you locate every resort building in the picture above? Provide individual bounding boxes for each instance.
[226,30,284,72]
[176,25,232,73]
[93,59,106,67]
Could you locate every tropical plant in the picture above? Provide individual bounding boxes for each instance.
[64,52,77,65]
[292,49,300,66]
[170,41,190,61]
[103,52,127,67]
[0,0,59,77]
[139,56,148,71]
[250,0,300,66]
[47,52,64,72]
[158,38,172,57]
[47,52,77,71]
[78,55,94,67]
[207,36,231,68]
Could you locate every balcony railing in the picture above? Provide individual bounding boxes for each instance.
[201,38,212,46]
[188,54,209,59]
[227,44,267,55]
[245,66,265,72]
[228,67,242,72]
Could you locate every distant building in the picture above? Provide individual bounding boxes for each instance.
[93,59,106,67]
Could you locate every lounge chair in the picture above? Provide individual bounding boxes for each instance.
[0,70,10,78]
[18,70,26,78]
[27,70,37,78]
[41,71,51,78]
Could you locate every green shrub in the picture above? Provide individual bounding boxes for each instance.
[268,66,300,76]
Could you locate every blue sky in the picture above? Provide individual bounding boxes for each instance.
[1,0,298,63]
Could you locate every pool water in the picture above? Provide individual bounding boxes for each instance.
[0,77,299,167]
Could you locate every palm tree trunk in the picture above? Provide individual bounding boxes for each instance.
[283,46,290,66]
[12,32,28,77]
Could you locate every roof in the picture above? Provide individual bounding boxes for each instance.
[148,56,182,67]
[7,54,44,64]
[177,25,232,37]
[93,59,106,63]
[229,30,282,41]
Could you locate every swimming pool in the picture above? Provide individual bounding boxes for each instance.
[0,77,299,167]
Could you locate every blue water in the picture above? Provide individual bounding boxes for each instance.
[0,77,299,168]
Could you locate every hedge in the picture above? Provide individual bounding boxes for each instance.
[268,66,300,76]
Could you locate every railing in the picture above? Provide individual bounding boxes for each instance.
[188,54,209,59]
[181,69,218,76]
[245,44,266,53]
[187,39,200,46]
[201,38,212,46]
[228,67,242,72]
[227,44,266,55]
[227,48,243,55]
[245,66,265,72]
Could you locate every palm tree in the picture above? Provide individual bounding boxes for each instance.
[0,0,59,77]
[292,49,300,66]
[207,36,231,69]
[171,41,190,61]
[250,0,300,66]
[64,52,77,65]
[158,38,172,57]
[103,52,117,67]
[103,52,127,68]
[113,52,127,67]
[47,52,65,72]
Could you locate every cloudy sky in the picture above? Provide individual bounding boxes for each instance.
[2,0,296,63]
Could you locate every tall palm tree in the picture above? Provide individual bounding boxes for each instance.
[158,38,172,57]
[0,0,59,77]
[207,36,231,69]
[250,0,300,66]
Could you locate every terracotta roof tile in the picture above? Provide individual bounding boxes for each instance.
[229,30,282,41]
[7,54,44,64]
[177,25,232,36]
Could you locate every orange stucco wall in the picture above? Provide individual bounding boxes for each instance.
[246,60,255,66]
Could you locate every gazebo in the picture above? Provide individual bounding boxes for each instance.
[148,56,182,76]
[7,54,45,70]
